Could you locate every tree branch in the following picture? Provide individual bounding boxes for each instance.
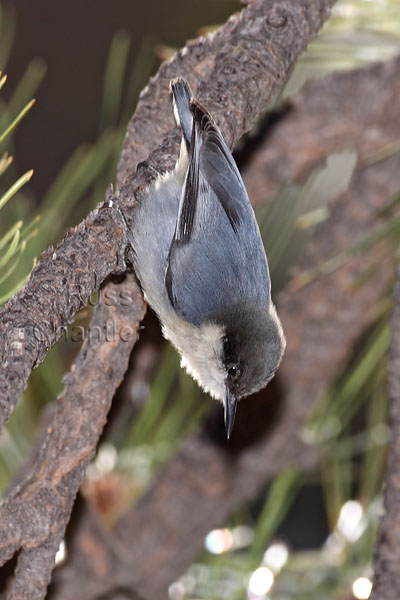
[0,273,145,599]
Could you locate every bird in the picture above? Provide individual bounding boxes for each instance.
[128,77,286,438]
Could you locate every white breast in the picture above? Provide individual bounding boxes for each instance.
[161,316,226,402]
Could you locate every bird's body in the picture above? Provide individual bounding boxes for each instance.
[129,78,285,436]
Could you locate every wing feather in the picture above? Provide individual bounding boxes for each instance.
[165,95,269,325]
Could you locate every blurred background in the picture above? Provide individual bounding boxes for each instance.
[1,1,400,599]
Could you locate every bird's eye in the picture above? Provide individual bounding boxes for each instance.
[227,363,241,381]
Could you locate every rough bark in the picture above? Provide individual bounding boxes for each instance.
[371,268,400,600]
[0,274,145,599]
[117,0,335,185]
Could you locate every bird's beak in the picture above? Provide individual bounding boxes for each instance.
[224,389,237,439]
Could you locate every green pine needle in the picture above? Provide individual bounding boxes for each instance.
[0,72,7,91]
[0,169,34,211]
[0,272,29,305]
[0,99,35,145]
[0,229,20,269]
[0,219,22,251]
[0,152,13,176]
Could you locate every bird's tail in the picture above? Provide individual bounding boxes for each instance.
[169,77,193,152]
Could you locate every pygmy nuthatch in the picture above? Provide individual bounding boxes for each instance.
[129,77,286,437]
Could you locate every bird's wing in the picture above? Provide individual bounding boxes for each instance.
[165,100,267,325]
[172,100,249,244]
[192,100,248,233]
